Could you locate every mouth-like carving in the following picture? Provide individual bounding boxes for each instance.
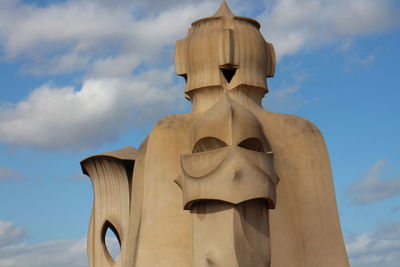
[176,146,278,210]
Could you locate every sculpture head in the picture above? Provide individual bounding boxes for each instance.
[175,93,279,210]
[175,1,276,99]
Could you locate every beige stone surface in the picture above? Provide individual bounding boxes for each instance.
[81,146,137,266]
[81,1,349,266]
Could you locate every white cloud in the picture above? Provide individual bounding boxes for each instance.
[0,0,217,77]
[344,49,380,74]
[0,67,184,150]
[0,219,118,267]
[259,0,400,58]
[0,0,399,150]
[357,53,376,66]
[0,235,120,267]
[348,160,400,204]
[0,239,87,267]
[338,38,354,52]
[346,222,400,267]
[0,221,26,248]
[0,168,23,182]
[28,52,91,76]
[1,0,397,74]
[0,1,217,151]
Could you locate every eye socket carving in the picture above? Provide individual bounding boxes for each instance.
[238,138,264,152]
[193,137,227,153]
[193,137,267,153]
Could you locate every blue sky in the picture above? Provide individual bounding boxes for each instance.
[0,0,399,266]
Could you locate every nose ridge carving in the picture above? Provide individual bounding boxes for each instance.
[190,93,269,152]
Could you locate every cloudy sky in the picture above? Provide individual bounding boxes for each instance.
[0,0,399,266]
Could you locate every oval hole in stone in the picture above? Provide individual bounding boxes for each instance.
[238,138,264,152]
[193,137,227,153]
[102,221,121,262]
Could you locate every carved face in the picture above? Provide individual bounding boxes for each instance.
[175,16,276,94]
[175,94,278,209]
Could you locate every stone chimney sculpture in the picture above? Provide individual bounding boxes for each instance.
[81,1,350,266]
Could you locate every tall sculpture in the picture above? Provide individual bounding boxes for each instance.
[81,1,350,266]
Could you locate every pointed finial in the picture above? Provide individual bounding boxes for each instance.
[213,0,235,17]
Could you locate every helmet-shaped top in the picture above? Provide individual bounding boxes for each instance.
[175,1,276,97]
